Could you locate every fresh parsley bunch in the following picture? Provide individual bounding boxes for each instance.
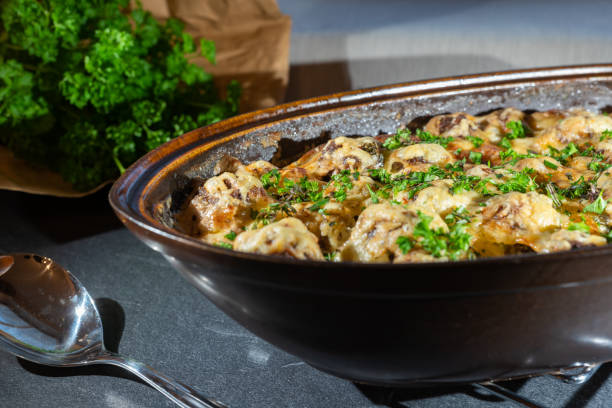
[0,0,240,190]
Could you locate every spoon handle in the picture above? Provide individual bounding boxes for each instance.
[95,351,227,408]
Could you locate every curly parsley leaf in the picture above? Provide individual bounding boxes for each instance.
[200,38,216,64]
[0,0,240,191]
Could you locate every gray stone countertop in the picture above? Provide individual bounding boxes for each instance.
[1,188,612,407]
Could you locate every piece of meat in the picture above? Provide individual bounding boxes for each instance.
[285,136,383,179]
[476,191,568,250]
[339,202,448,262]
[384,143,454,174]
[424,112,484,138]
[291,201,355,252]
[233,217,324,260]
[394,179,479,216]
[177,171,274,237]
[476,108,527,143]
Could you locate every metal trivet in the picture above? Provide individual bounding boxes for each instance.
[475,363,602,408]
[355,362,608,407]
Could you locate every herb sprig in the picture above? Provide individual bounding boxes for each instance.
[0,0,240,190]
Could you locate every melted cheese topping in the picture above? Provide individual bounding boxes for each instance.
[385,143,454,174]
[177,107,612,262]
[233,217,324,260]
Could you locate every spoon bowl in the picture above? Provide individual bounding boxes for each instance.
[0,253,225,408]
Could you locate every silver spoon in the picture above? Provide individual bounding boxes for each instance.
[0,253,227,408]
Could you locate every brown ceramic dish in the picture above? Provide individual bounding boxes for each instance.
[109,64,612,386]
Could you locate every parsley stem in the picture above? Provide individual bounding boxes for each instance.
[112,154,126,174]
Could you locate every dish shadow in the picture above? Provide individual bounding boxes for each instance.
[354,381,512,407]
[0,187,123,244]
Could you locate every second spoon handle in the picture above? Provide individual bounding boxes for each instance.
[95,351,227,408]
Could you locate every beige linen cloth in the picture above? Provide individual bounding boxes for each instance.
[0,0,291,197]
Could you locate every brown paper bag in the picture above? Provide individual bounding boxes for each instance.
[146,0,291,112]
[0,0,291,197]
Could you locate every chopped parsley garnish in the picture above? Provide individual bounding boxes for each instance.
[499,138,512,150]
[583,191,608,214]
[413,211,447,257]
[498,120,527,150]
[588,159,611,172]
[253,202,296,227]
[261,170,334,207]
[468,151,482,164]
[404,182,432,199]
[446,207,472,221]
[558,176,595,200]
[324,252,337,261]
[409,210,472,260]
[308,198,329,213]
[366,184,379,203]
[568,221,591,234]
[396,236,414,254]
[451,174,481,194]
[548,143,579,164]
[215,242,233,249]
[330,170,357,203]
[498,148,538,165]
[415,129,454,147]
[601,129,612,141]
[260,169,281,189]
[445,159,467,173]
[383,129,412,150]
[496,168,538,193]
[506,121,526,139]
[382,128,454,150]
[224,231,237,241]
[466,135,484,148]
[299,178,323,202]
[368,168,392,184]
[543,160,558,170]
